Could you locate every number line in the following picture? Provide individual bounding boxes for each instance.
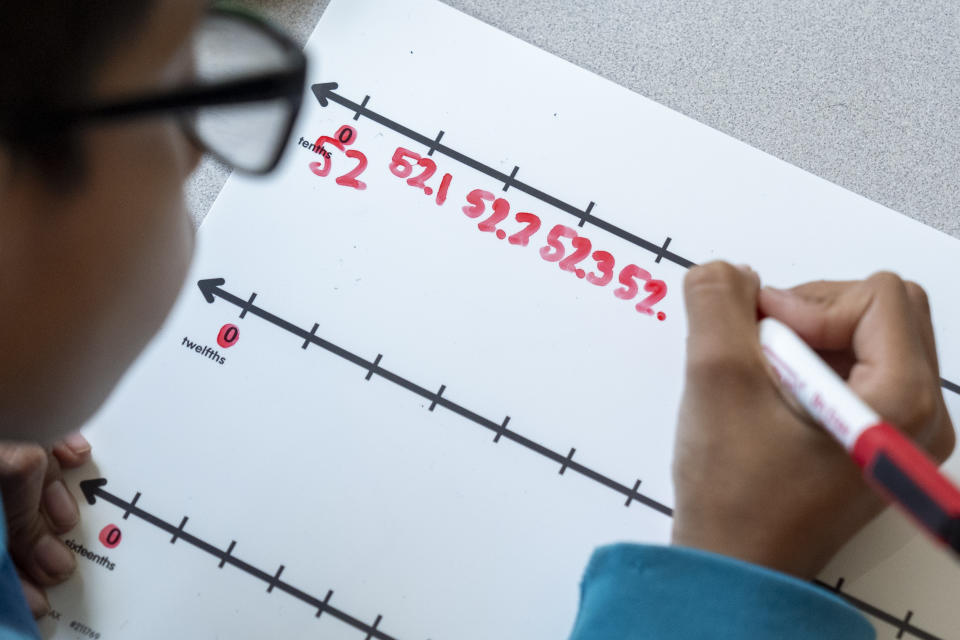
[198,277,671,516]
[78,479,398,640]
[194,276,944,638]
[309,82,960,396]
[311,82,691,269]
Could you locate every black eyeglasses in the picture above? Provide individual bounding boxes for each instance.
[25,7,307,175]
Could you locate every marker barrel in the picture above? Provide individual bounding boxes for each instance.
[759,317,960,554]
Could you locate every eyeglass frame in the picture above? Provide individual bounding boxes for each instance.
[10,6,307,175]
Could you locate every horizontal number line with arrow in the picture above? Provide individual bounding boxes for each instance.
[79,479,396,640]
[198,277,673,516]
[310,82,694,269]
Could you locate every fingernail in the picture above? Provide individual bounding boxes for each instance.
[63,433,91,455]
[43,481,79,529]
[34,535,76,579]
[19,579,49,618]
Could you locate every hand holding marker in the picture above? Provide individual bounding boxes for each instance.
[760,316,960,553]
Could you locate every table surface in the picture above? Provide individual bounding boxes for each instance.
[187,0,960,241]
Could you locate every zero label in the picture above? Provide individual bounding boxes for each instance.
[99,524,122,549]
[217,324,240,348]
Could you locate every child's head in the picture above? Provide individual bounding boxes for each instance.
[0,1,206,442]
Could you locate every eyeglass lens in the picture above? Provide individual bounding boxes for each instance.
[187,12,298,173]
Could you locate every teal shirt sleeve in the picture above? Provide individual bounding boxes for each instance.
[0,499,40,640]
[569,544,874,640]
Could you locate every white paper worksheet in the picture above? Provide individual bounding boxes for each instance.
[43,1,960,638]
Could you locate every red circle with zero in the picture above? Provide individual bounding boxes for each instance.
[217,324,240,348]
[99,524,122,549]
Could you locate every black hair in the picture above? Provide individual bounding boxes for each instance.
[0,2,156,178]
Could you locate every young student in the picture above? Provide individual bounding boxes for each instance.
[0,3,953,639]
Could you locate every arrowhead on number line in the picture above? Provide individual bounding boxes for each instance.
[311,82,339,107]
[80,478,108,505]
[197,278,226,303]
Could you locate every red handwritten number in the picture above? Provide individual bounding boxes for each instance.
[508,213,541,246]
[614,264,652,300]
[463,189,495,218]
[407,158,437,191]
[559,236,592,275]
[478,198,510,233]
[586,251,615,286]
[540,224,578,262]
[436,173,453,206]
[636,279,668,315]
[335,150,368,190]
[389,147,420,179]
[308,160,331,178]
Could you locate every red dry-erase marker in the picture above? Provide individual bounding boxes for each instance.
[759,317,960,553]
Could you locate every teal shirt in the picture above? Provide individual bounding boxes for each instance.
[570,544,875,639]
[0,500,39,640]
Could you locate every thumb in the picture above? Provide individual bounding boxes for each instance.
[683,262,762,363]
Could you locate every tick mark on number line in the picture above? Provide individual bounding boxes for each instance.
[122,492,141,520]
[624,479,643,507]
[219,540,237,568]
[427,130,445,156]
[654,236,672,264]
[353,95,370,121]
[503,166,520,192]
[833,577,845,592]
[364,615,383,640]
[239,292,258,319]
[896,611,915,639]
[559,447,576,475]
[493,416,511,442]
[267,565,285,593]
[429,385,446,411]
[315,590,334,618]
[302,323,320,350]
[365,354,383,381]
[171,516,189,544]
[577,201,595,228]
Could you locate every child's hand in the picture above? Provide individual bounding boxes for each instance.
[671,263,955,579]
[0,434,91,617]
